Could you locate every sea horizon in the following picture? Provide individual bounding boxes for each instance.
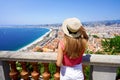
[0,19,120,27]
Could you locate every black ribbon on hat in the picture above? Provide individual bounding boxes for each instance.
[67,26,78,34]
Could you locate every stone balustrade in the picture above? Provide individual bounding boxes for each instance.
[0,51,120,80]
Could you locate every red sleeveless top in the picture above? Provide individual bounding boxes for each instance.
[59,40,84,67]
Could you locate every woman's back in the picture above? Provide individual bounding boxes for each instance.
[59,40,85,66]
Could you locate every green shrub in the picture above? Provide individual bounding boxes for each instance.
[102,36,120,55]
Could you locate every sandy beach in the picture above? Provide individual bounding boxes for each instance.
[18,28,53,51]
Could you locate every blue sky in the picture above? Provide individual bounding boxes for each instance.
[0,0,120,25]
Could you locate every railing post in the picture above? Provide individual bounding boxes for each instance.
[54,66,60,80]
[0,61,11,80]
[92,65,117,80]
[42,63,50,80]
[9,61,19,80]
[31,62,40,80]
[20,62,29,80]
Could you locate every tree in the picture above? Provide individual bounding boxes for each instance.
[92,35,99,38]
[101,36,120,55]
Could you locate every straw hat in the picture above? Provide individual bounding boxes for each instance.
[62,17,82,38]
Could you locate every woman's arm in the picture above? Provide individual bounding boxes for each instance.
[56,43,63,67]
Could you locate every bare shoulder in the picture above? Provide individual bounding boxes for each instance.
[60,38,66,45]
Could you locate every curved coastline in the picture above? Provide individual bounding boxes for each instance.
[18,28,52,51]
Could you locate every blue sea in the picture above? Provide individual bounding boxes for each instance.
[0,27,49,51]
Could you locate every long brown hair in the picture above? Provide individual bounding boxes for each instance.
[64,26,88,59]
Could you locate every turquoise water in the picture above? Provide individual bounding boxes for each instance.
[0,27,49,51]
